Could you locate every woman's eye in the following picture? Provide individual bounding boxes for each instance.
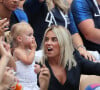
[45,37,49,42]
[52,37,57,41]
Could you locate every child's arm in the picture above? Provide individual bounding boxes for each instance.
[14,40,37,65]
[14,49,35,65]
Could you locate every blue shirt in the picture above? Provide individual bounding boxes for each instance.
[70,0,100,52]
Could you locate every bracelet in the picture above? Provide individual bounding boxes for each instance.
[76,45,86,50]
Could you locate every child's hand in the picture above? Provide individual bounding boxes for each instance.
[30,40,37,50]
[34,64,41,74]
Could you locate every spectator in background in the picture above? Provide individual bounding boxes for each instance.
[0,0,28,32]
[69,0,100,89]
[71,0,100,55]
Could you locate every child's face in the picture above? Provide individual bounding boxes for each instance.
[21,27,35,48]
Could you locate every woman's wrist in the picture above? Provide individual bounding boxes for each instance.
[76,45,86,50]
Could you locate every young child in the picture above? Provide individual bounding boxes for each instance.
[11,22,40,90]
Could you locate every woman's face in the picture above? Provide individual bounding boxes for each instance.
[44,30,60,58]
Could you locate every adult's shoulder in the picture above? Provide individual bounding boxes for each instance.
[71,0,93,24]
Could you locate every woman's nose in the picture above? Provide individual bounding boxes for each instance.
[47,40,52,45]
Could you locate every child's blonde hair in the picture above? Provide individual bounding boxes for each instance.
[46,0,69,14]
[10,21,32,47]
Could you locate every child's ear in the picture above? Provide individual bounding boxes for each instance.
[17,36,22,42]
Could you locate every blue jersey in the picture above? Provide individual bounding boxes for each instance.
[68,10,79,34]
[14,8,28,22]
[71,0,100,52]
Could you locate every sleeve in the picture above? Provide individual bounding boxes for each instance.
[74,50,100,75]
[68,10,79,34]
[14,8,28,22]
[71,0,93,25]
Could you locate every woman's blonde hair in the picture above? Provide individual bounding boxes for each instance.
[41,25,76,70]
[10,21,32,47]
[46,0,69,13]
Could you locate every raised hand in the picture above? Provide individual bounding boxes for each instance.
[39,65,50,90]
[0,18,9,36]
[0,39,11,59]
[30,39,37,50]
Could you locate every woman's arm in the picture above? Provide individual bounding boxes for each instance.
[74,51,100,75]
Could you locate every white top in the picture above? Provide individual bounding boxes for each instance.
[15,55,41,90]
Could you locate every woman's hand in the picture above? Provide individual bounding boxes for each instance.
[39,65,50,90]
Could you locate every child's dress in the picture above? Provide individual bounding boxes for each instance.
[15,56,40,90]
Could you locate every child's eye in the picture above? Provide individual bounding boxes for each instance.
[28,34,33,36]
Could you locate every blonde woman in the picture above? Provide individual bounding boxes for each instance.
[35,25,100,90]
